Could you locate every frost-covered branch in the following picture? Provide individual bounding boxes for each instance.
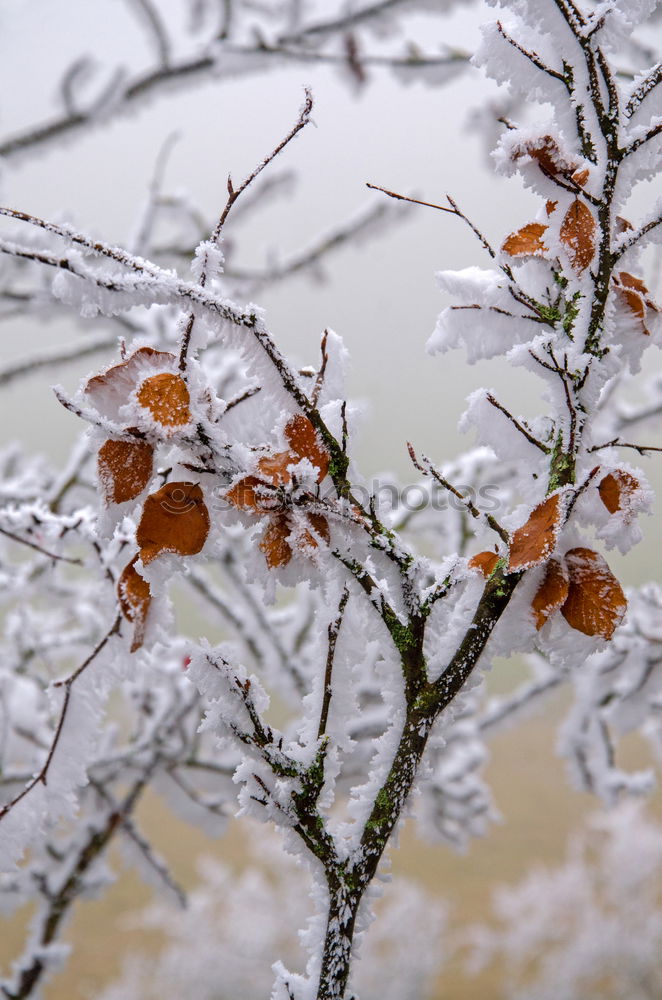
[2,1,662,999]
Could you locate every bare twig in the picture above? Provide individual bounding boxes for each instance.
[311,330,329,408]
[178,88,314,371]
[0,525,82,565]
[626,62,662,118]
[131,131,180,255]
[0,334,116,389]
[366,182,455,215]
[317,587,349,740]
[407,443,510,544]
[588,438,662,455]
[485,393,551,454]
[126,0,171,67]
[223,385,262,412]
[0,617,121,822]
[214,88,313,242]
[613,213,662,258]
[496,20,566,83]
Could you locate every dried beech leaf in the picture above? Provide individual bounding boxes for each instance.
[98,439,153,504]
[226,475,265,510]
[618,272,649,295]
[502,222,548,258]
[561,547,627,639]
[301,512,330,550]
[560,199,595,272]
[615,216,634,235]
[531,558,569,630]
[515,136,577,177]
[468,551,501,578]
[137,482,210,564]
[571,167,590,187]
[86,347,175,411]
[137,372,191,428]
[284,415,329,481]
[614,273,656,334]
[545,200,558,216]
[260,515,292,568]
[118,556,152,652]
[618,286,646,320]
[258,451,292,486]
[507,493,563,572]
[598,470,640,514]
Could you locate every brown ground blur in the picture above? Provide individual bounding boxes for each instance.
[1,694,654,1000]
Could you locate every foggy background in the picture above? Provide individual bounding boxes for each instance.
[2,0,660,580]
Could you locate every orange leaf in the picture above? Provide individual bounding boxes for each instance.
[560,199,595,272]
[258,451,293,486]
[301,512,330,550]
[515,136,577,178]
[284,415,329,481]
[507,493,563,572]
[545,200,558,216]
[571,167,590,187]
[531,558,569,629]
[137,482,210,564]
[468,551,501,578]
[561,547,626,639]
[86,347,175,406]
[502,222,548,258]
[614,272,658,334]
[260,515,293,568]
[98,439,153,505]
[615,216,634,235]
[598,470,640,514]
[618,286,646,321]
[137,372,191,429]
[618,272,649,295]
[226,475,265,511]
[118,556,152,652]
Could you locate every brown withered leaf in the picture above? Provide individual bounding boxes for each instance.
[226,475,266,511]
[257,451,292,486]
[560,199,595,272]
[615,272,646,321]
[137,372,191,429]
[468,551,501,578]
[615,216,634,235]
[260,515,293,568]
[507,493,563,572]
[614,272,659,335]
[502,222,548,258]
[571,167,590,187]
[284,415,329,481]
[619,286,647,320]
[118,556,152,652]
[86,348,175,410]
[618,272,648,296]
[98,439,153,505]
[515,136,577,178]
[301,512,330,550]
[137,482,210,564]
[531,558,569,630]
[598,470,640,514]
[561,547,627,639]
[545,200,558,216]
